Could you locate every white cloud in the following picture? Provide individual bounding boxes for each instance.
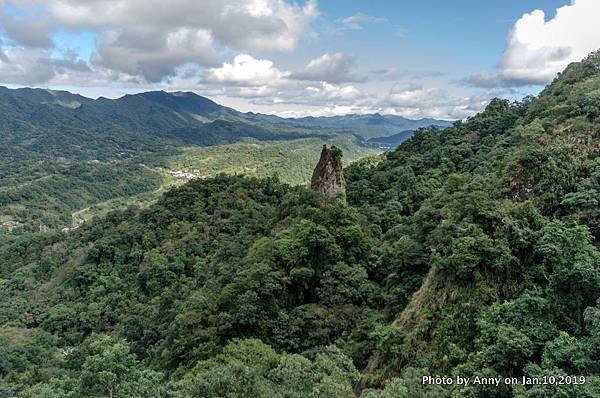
[93,28,217,83]
[466,0,600,87]
[47,0,318,52]
[0,0,318,82]
[0,1,499,120]
[275,105,380,118]
[230,81,367,107]
[305,81,361,101]
[0,47,90,85]
[0,12,55,48]
[293,52,366,83]
[235,85,278,98]
[203,54,367,107]
[205,54,290,86]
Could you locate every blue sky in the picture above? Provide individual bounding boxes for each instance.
[315,1,563,70]
[0,0,597,119]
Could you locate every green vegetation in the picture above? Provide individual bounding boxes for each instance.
[344,51,600,395]
[168,135,378,186]
[0,160,165,232]
[0,51,599,397]
[0,175,382,397]
[0,135,378,234]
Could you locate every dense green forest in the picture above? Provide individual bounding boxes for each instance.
[0,52,599,397]
[0,134,377,234]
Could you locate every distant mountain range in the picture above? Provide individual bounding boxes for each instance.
[366,130,418,149]
[0,86,452,161]
[288,113,453,139]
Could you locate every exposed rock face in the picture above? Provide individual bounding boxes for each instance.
[310,145,346,200]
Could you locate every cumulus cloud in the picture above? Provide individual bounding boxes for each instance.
[234,85,278,99]
[47,0,317,53]
[275,105,380,118]
[465,0,600,88]
[0,47,90,85]
[93,28,217,83]
[292,52,366,83]
[0,0,318,83]
[0,12,56,48]
[216,78,489,119]
[200,53,370,107]
[223,80,368,107]
[305,81,362,102]
[0,1,496,120]
[204,54,290,86]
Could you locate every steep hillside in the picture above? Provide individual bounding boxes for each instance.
[346,51,600,395]
[0,175,384,397]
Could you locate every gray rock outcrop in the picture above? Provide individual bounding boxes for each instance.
[310,145,346,200]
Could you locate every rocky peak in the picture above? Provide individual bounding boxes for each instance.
[310,145,346,200]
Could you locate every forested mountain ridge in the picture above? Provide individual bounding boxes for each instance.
[0,52,598,397]
[288,113,453,139]
[1,86,451,161]
[365,129,420,149]
[346,50,600,394]
[0,85,447,233]
[0,87,303,160]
